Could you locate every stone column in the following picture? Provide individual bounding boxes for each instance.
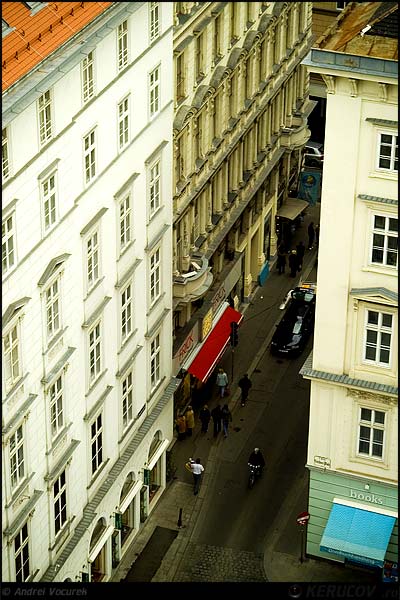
[267,30,274,76]
[206,185,213,231]
[190,118,197,172]
[182,214,190,271]
[223,77,231,127]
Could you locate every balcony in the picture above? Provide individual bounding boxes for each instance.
[173,254,213,306]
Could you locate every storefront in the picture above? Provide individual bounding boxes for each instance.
[307,469,398,573]
[275,197,309,250]
[88,518,114,582]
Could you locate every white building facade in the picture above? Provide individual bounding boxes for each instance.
[301,15,398,572]
[2,1,176,583]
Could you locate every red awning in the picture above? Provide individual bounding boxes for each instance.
[187,306,243,382]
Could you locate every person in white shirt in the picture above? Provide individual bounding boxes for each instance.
[188,458,204,495]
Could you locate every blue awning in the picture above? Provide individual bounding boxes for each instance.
[320,502,396,568]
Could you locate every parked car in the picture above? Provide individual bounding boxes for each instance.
[270,283,316,357]
[303,141,324,168]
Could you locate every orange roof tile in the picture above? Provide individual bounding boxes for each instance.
[2,1,113,92]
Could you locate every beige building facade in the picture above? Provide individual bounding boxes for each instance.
[172,2,314,400]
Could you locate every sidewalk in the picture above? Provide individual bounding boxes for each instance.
[110,202,378,583]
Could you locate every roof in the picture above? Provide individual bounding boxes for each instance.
[315,1,398,60]
[2,1,113,92]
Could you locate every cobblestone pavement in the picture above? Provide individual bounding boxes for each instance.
[173,542,267,582]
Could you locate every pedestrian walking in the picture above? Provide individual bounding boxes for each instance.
[185,405,195,437]
[211,404,222,437]
[276,242,286,275]
[308,222,315,250]
[288,249,298,277]
[238,373,252,406]
[199,404,211,433]
[296,241,305,271]
[315,224,320,248]
[175,413,187,441]
[216,368,229,398]
[221,404,232,438]
[186,458,204,495]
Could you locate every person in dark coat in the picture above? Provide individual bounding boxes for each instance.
[296,241,305,271]
[211,404,222,437]
[288,250,298,277]
[276,242,286,275]
[238,373,252,406]
[199,404,211,433]
[221,404,232,438]
[308,222,315,250]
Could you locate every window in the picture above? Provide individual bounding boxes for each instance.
[119,194,131,252]
[358,408,385,458]
[176,53,185,101]
[50,375,64,438]
[2,127,10,180]
[149,2,160,42]
[149,66,160,117]
[150,334,160,389]
[54,470,67,535]
[377,132,398,171]
[149,160,160,216]
[118,96,129,150]
[3,324,21,392]
[117,20,128,71]
[122,371,133,430]
[230,3,238,42]
[82,51,95,103]
[90,414,103,475]
[2,213,16,273]
[10,425,25,489]
[86,230,100,290]
[121,283,133,342]
[195,32,205,79]
[213,13,223,59]
[175,134,185,183]
[364,310,393,366]
[370,214,398,268]
[14,523,29,582]
[336,2,348,9]
[45,278,61,340]
[38,90,52,145]
[41,171,57,232]
[88,322,101,384]
[150,247,160,305]
[195,113,204,159]
[83,129,96,184]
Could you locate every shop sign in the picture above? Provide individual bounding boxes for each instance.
[211,253,244,315]
[350,489,383,505]
[143,469,150,486]
[201,308,213,341]
[173,323,199,374]
[114,512,122,530]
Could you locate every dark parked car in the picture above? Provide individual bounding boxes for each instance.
[270,283,316,357]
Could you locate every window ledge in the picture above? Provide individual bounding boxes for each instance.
[369,170,398,181]
[118,328,138,355]
[118,239,135,261]
[85,369,108,398]
[361,265,398,277]
[84,276,105,301]
[87,458,110,491]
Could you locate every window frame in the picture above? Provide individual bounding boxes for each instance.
[149,246,161,306]
[10,423,25,490]
[40,169,58,233]
[149,2,160,43]
[363,308,393,368]
[2,126,10,180]
[83,128,96,185]
[90,412,103,476]
[150,332,161,391]
[357,406,386,460]
[117,94,130,151]
[118,193,132,254]
[85,227,100,292]
[149,65,160,118]
[117,20,129,72]
[375,130,398,173]
[3,320,22,394]
[82,51,95,103]
[2,211,16,275]
[88,320,102,386]
[14,522,30,582]
[149,158,161,218]
[176,52,186,102]
[53,469,67,536]
[121,369,134,431]
[120,281,133,344]
[49,373,64,440]
[44,275,62,342]
[369,213,398,269]
[38,89,53,146]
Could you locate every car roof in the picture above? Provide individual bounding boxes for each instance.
[305,141,323,150]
